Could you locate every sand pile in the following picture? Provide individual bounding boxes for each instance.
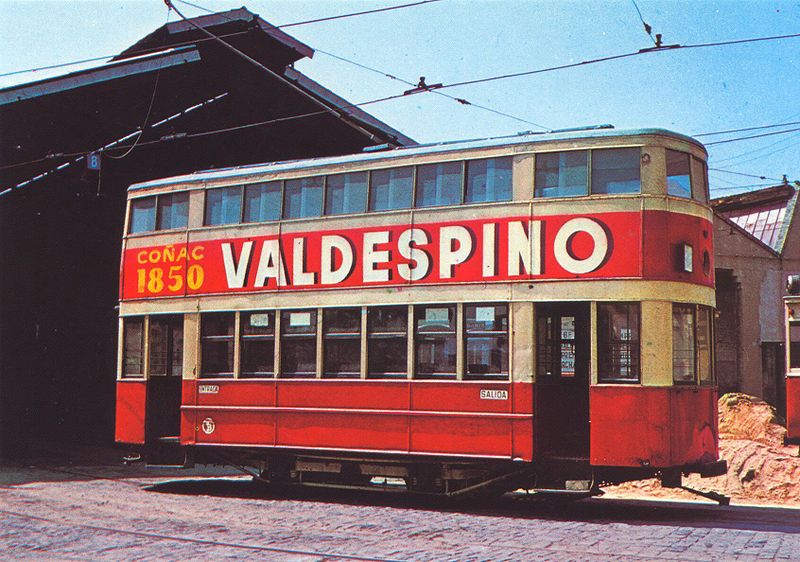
[605,393,800,505]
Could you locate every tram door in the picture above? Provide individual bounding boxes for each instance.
[145,315,183,459]
[535,303,591,459]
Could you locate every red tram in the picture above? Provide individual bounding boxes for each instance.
[116,128,726,495]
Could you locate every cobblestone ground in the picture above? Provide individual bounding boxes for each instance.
[1,466,800,561]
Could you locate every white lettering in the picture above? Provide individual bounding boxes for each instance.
[439,225,472,279]
[397,228,431,281]
[292,237,316,286]
[553,217,609,274]
[253,239,287,287]
[320,235,354,285]
[363,231,391,283]
[508,220,541,276]
[482,222,496,278]
[221,241,253,289]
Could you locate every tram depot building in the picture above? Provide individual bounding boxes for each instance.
[0,9,413,455]
[0,7,797,457]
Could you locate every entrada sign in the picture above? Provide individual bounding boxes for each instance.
[122,213,642,299]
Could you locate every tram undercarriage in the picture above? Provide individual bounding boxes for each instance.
[142,444,727,502]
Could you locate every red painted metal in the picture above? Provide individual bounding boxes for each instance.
[787,377,800,441]
[115,380,147,444]
[590,385,718,467]
[180,380,534,461]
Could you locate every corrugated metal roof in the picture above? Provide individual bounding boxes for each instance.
[130,127,704,191]
[713,183,798,253]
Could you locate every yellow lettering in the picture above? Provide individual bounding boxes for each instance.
[162,245,175,263]
[187,264,204,290]
[191,246,205,261]
[148,250,160,264]
[176,247,188,261]
[137,251,148,265]
[147,268,164,293]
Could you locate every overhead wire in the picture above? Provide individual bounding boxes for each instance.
[174,0,550,129]
[708,168,783,182]
[629,0,657,46]
[5,22,800,175]
[0,0,442,79]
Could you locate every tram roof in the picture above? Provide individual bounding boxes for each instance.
[130,127,706,192]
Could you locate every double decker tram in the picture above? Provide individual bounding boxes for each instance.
[116,128,726,496]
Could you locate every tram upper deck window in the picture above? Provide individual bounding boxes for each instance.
[666,149,692,198]
[326,172,368,216]
[369,167,413,211]
[465,157,512,203]
[464,304,509,379]
[280,310,317,377]
[129,192,188,233]
[240,311,275,378]
[122,317,145,377]
[205,186,242,226]
[535,151,589,198]
[416,162,463,208]
[284,177,323,219]
[591,148,641,194]
[415,305,457,378]
[597,303,640,383]
[323,308,361,378]
[200,312,235,378]
[368,306,408,378]
[244,181,282,223]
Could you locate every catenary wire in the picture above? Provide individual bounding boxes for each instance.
[174,0,550,129]
[707,168,783,182]
[6,28,800,175]
[629,0,657,45]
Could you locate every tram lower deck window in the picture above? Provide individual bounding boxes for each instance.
[281,310,317,377]
[240,311,275,378]
[200,312,235,378]
[672,304,696,384]
[323,308,361,378]
[368,306,408,378]
[464,304,508,379]
[122,317,145,377]
[597,303,640,383]
[415,305,457,378]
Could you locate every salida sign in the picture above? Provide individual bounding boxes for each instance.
[122,212,642,299]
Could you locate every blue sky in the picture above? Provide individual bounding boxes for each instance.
[2,0,799,196]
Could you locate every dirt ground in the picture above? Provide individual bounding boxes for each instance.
[605,393,800,506]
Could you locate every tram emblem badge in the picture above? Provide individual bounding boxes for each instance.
[201,417,216,435]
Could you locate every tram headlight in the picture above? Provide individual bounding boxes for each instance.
[788,274,800,295]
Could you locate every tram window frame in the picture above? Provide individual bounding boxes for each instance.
[591,148,641,195]
[666,149,692,199]
[464,304,509,380]
[149,315,183,378]
[240,311,275,378]
[122,317,145,377]
[129,192,189,234]
[414,304,457,379]
[323,308,362,378]
[200,312,235,378]
[205,185,243,226]
[283,177,324,219]
[244,181,282,223]
[534,151,589,198]
[280,309,318,378]
[415,161,464,208]
[464,157,513,203]
[597,303,640,383]
[697,305,714,385]
[672,304,697,384]
[367,305,408,378]
[325,172,368,216]
[693,156,709,202]
[369,167,414,211]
